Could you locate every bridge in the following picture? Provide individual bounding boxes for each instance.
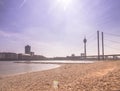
[86,54,120,60]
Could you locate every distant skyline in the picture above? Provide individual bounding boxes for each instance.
[0,0,120,57]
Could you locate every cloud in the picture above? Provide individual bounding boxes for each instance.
[0,30,17,37]
[19,0,27,8]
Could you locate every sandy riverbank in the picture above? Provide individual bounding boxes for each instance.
[0,61,120,91]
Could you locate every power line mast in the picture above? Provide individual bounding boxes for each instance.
[97,31,100,60]
[102,32,104,60]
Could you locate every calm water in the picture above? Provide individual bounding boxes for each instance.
[0,60,94,76]
[0,61,60,76]
[31,60,94,64]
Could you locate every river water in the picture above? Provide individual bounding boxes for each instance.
[0,60,94,76]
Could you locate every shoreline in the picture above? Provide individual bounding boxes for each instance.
[14,60,95,64]
[0,61,120,91]
[0,63,61,77]
[0,61,95,77]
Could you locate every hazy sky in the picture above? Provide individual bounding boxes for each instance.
[0,0,120,57]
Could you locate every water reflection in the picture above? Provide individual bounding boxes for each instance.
[0,60,94,76]
[0,61,60,76]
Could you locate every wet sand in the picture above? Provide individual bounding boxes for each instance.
[0,61,120,91]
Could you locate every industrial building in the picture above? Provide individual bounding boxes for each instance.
[0,45,46,60]
[0,52,18,60]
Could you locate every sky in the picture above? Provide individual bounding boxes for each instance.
[0,0,120,57]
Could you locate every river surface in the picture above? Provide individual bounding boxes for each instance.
[0,60,94,76]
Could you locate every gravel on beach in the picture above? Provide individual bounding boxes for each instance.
[0,61,120,91]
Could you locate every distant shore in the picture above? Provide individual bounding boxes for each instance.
[14,60,94,64]
[0,60,120,91]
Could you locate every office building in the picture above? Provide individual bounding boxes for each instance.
[25,45,31,54]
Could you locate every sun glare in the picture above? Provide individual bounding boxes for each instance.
[57,0,73,10]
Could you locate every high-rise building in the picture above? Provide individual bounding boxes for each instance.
[25,45,31,54]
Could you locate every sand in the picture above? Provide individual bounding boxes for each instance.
[0,61,120,91]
